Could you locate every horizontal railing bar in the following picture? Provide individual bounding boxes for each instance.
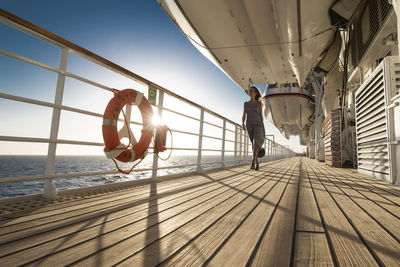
[203,121,223,129]
[167,147,197,151]
[202,134,223,141]
[0,49,115,93]
[166,148,227,152]
[157,106,200,122]
[0,92,144,126]
[0,135,104,146]
[0,158,248,183]
[201,148,223,152]
[202,159,238,164]
[0,136,238,152]
[0,170,119,183]
[169,128,199,137]
[66,71,114,92]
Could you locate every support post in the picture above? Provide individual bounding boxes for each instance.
[197,109,204,172]
[221,119,226,167]
[239,126,243,163]
[43,48,68,200]
[245,130,249,161]
[268,140,271,158]
[152,90,164,179]
[234,125,238,165]
[310,71,324,161]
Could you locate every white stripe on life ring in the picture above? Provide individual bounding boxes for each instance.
[130,149,136,162]
[134,92,143,105]
[103,144,125,159]
[103,118,118,126]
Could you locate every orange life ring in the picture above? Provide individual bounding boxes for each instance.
[102,89,154,162]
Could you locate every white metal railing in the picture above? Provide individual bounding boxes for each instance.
[0,8,295,199]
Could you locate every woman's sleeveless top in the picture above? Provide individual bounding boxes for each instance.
[245,101,262,127]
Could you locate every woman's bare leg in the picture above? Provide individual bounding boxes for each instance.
[254,149,259,163]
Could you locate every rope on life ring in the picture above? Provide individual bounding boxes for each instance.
[102,88,154,173]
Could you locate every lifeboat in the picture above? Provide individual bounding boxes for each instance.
[263,83,314,144]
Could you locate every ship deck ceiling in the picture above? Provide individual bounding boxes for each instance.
[0,157,400,266]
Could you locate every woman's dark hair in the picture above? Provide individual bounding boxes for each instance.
[250,86,261,101]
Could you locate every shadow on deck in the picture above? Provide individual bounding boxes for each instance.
[0,157,399,266]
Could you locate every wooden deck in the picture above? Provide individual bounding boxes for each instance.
[0,157,399,266]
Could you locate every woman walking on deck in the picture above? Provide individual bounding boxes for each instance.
[242,86,265,171]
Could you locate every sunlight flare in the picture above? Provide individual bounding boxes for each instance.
[151,114,161,126]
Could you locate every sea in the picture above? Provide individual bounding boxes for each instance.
[0,155,244,199]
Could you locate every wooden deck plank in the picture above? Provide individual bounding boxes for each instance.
[327,168,400,214]
[342,168,400,195]
[0,173,207,217]
[20,168,270,266]
[248,159,299,266]
[293,232,334,266]
[118,159,300,266]
[0,170,252,243]
[0,170,240,226]
[141,158,300,267]
[0,170,253,239]
[2,170,266,266]
[304,161,378,266]
[0,170,255,257]
[292,161,333,266]
[326,167,400,205]
[64,171,271,266]
[295,161,324,232]
[309,165,400,265]
[0,157,399,266]
[321,167,400,242]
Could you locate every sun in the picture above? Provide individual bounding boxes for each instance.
[151,114,161,126]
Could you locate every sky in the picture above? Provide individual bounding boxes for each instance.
[0,0,305,155]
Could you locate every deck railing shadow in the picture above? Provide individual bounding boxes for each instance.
[144,180,160,266]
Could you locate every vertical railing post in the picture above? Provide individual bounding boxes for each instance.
[263,136,266,162]
[239,126,243,163]
[221,119,226,167]
[43,47,68,200]
[269,140,271,159]
[244,131,249,162]
[234,125,238,165]
[197,108,204,172]
[273,143,276,158]
[270,141,273,159]
[152,90,164,179]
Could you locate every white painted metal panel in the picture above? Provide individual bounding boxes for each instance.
[355,56,400,184]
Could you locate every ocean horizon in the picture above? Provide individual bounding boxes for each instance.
[0,154,248,199]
